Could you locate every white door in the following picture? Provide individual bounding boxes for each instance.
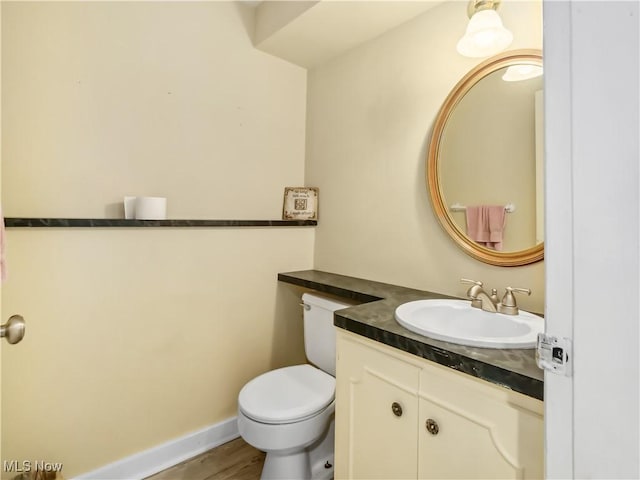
[543,2,574,477]
[544,1,639,478]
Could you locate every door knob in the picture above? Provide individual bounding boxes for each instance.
[1,315,26,344]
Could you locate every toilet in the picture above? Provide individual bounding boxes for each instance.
[237,293,351,480]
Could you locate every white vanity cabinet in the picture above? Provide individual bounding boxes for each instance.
[335,329,421,479]
[335,330,543,480]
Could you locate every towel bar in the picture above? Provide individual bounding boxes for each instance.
[450,203,516,213]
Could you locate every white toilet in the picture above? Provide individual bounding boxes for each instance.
[237,293,351,480]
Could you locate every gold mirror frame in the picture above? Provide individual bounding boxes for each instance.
[427,49,544,267]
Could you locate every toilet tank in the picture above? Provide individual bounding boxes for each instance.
[302,293,352,377]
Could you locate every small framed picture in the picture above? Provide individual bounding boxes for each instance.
[282,187,319,220]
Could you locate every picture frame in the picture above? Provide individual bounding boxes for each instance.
[282,187,319,220]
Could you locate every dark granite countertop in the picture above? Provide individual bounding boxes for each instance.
[278,270,543,401]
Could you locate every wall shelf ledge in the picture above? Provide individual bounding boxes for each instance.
[4,218,317,228]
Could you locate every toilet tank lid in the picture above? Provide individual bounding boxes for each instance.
[302,293,352,311]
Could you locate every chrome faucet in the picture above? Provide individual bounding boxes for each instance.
[461,279,531,315]
[461,278,497,312]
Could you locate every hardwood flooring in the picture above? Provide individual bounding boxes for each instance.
[146,437,265,480]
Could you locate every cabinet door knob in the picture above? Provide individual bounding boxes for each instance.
[391,402,403,417]
[425,418,439,435]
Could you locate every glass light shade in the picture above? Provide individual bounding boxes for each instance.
[502,64,544,81]
[456,9,513,58]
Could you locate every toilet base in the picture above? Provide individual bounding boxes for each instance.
[260,418,334,480]
[261,449,310,480]
[307,417,334,480]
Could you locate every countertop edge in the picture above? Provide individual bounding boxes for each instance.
[277,273,382,303]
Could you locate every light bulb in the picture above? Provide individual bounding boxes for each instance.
[457,9,513,58]
[502,64,544,81]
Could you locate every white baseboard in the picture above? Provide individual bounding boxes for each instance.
[73,417,239,480]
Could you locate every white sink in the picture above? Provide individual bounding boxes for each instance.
[394,299,544,349]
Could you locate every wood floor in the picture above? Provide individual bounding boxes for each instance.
[146,438,265,480]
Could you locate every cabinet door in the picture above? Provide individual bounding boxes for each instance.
[418,362,543,480]
[335,332,421,480]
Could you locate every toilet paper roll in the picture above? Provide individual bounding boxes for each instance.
[135,197,167,220]
[124,196,136,219]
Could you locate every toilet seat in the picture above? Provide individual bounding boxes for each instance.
[238,364,335,424]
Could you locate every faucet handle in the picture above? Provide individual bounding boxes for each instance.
[460,278,483,287]
[499,287,532,315]
[502,287,532,305]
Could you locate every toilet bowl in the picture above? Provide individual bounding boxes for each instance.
[237,294,351,480]
[237,365,336,479]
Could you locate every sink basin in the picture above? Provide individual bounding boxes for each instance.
[394,299,544,349]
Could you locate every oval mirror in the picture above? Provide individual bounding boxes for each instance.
[427,49,544,267]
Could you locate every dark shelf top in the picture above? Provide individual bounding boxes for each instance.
[4,218,317,228]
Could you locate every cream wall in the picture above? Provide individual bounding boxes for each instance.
[306,0,545,313]
[2,2,311,477]
[3,1,306,219]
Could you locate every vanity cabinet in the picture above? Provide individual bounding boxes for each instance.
[335,330,543,480]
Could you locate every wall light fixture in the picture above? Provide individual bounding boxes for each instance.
[457,0,513,58]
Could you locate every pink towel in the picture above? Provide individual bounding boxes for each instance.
[465,205,506,251]
[0,207,6,282]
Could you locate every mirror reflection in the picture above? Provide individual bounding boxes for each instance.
[440,64,543,252]
[427,50,544,267]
